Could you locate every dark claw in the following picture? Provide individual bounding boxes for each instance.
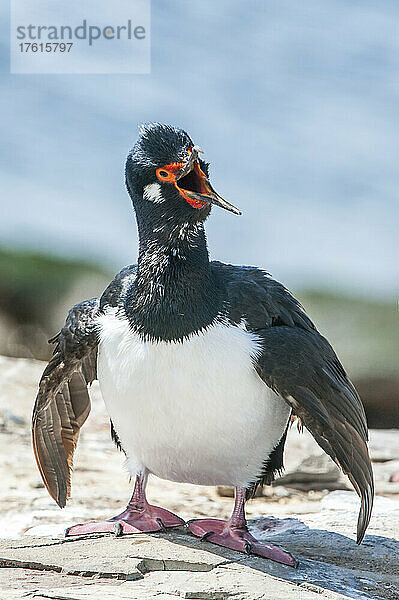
[113,521,123,537]
[200,531,214,542]
[279,545,299,568]
[156,517,167,532]
[64,526,72,537]
[244,541,252,555]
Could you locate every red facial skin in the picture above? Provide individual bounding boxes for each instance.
[156,160,209,210]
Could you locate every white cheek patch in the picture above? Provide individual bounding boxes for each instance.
[143,183,165,204]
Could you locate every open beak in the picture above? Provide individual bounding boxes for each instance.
[174,147,241,215]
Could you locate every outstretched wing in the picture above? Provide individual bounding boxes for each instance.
[220,264,374,544]
[254,326,373,543]
[32,298,100,508]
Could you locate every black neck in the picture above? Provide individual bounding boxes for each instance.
[125,208,223,341]
[137,217,210,274]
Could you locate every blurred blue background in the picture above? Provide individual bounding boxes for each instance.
[0,1,398,395]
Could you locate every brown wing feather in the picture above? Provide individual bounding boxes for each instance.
[32,299,99,508]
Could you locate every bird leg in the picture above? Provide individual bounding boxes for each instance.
[65,473,185,537]
[187,487,297,567]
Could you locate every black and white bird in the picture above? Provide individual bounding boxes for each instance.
[32,123,374,567]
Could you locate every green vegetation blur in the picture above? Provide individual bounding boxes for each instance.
[0,248,110,361]
[1,247,397,427]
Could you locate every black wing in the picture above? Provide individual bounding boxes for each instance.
[32,298,99,508]
[219,263,374,544]
[255,326,373,543]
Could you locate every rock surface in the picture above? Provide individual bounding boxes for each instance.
[0,355,399,599]
[0,496,398,600]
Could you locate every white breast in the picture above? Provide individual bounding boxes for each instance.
[97,309,290,488]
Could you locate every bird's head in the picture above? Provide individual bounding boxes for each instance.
[125,123,241,226]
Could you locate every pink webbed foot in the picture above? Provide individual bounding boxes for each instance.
[65,474,185,537]
[187,518,297,567]
[66,503,185,537]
